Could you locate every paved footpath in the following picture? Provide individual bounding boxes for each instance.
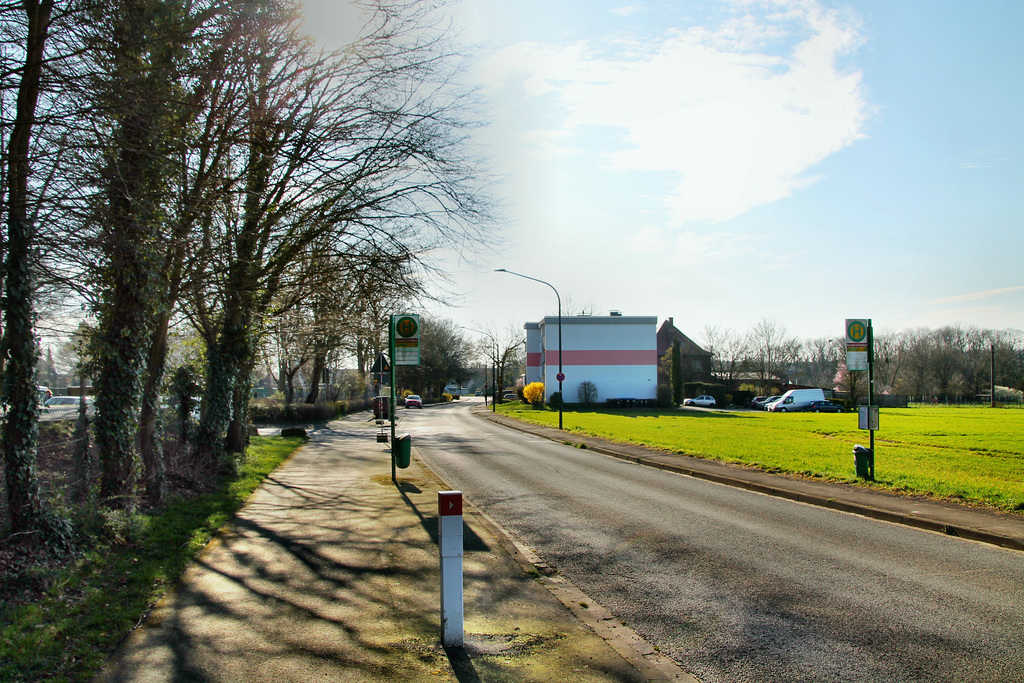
[97,415,688,682]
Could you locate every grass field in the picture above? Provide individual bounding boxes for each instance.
[496,403,1024,512]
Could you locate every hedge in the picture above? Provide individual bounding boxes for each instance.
[248,398,374,423]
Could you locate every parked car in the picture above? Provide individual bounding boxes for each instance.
[749,396,767,408]
[404,394,422,408]
[42,395,95,420]
[501,391,518,401]
[684,395,717,408]
[769,388,827,412]
[44,395,94,408]
[759,396,783,411]
[806,400,843,413]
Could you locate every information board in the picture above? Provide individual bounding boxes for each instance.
[392,314,421,366]
[845,318,869,371]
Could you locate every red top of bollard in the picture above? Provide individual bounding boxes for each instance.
[438,491,463,516]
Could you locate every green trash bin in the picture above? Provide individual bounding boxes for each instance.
[853,445,872,480]
[393,433,412,469]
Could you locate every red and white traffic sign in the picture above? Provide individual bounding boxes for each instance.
[438,490,462,516]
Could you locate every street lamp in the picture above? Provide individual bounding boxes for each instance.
[462,326,498,413]
[495,268,563,430]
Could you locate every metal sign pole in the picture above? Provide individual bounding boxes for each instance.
[867,319,875,480]
[389,317,397,484]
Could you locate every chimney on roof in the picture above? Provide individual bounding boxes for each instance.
[669,317,674,327]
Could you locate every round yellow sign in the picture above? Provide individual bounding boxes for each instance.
[847,320,867,343]
[396,316,418,338]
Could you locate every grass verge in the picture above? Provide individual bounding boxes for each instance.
[496,403,1024,512]
[0,436,303,683]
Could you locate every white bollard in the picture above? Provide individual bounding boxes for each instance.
[438,490,464,647]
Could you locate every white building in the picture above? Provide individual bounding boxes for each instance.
[525,314,658,403]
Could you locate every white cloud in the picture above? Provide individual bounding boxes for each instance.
[479,0,870,225]
[957,145,1011,170]
[929,286,1024,305]
[611,5,643,17]
[621,224,763,268]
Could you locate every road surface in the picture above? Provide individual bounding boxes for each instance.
[403,399,1024,683]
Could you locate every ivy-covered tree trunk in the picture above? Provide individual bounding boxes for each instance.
[197,294,256,464]
[1,0,65,540]
[138,319,170,502]
[227,362,254,455]
[94,206,155,505]
[2,218,45,533]
[93,0,181,506]
[196,56,272,461]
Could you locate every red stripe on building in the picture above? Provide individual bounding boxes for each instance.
[546,349,656,366]
[526,352,542,367]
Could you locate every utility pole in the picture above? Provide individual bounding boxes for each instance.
[991,343,996,408]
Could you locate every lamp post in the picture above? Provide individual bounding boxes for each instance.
[462,326,498,413]
[495,268,563,430]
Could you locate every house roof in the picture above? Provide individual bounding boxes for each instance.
[657,319,711,358]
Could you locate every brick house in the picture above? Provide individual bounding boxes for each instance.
[656,318,712,384]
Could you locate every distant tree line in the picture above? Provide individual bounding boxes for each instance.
[703,319,1024,403]
[0,0,492,543]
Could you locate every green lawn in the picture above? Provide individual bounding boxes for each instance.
[0,436,304,683]
[497,404,1024,511]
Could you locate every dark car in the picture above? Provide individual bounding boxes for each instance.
[756,395,782,411]
[807,400,843,413]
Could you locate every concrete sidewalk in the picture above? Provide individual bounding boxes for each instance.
[476,408,1024,553]
[97,415,688,682]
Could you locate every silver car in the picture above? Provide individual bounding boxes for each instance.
[42,395,95,420]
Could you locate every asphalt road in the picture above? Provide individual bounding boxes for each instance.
[404,399,1024,683]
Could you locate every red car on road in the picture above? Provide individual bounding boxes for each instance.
[404,394,422,408]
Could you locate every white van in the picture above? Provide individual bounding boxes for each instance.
[769,388,825,412]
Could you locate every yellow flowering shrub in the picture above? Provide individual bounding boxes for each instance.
[523,382,545,405]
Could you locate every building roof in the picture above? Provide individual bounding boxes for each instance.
[535,314,658,327]
[657,318,711,358]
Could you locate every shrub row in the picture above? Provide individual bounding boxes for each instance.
[248,398,373,423]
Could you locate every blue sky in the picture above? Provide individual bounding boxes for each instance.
[303,0,1024,344]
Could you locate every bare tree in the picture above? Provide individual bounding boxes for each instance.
[187,0,493,460]
[745,318,801,393]
[800,336,842,389]
[404,316,472,397]
[873,330,908,394]
[702,323,748,387]
[896,328,933,400]
[471,321,525,400]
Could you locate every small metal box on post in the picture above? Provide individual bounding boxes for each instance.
[438,491,464,647]
[393,433,411,469]
[852,444,873,480]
